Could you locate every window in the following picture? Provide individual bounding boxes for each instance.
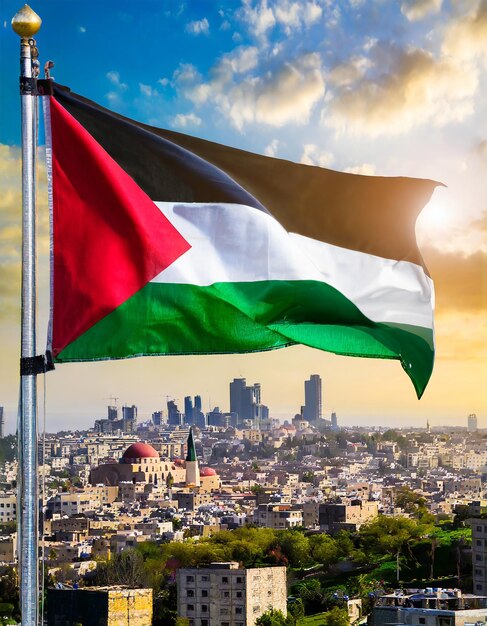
[201,590,208,597]
[477,584,483,591]
[187,604,194,611]
[201,605,208,613]
[235,607,243,615]
[186,589,194,598]
[236,576,243,583]
[186,575,195,583]
[221,622,230,626]
[419,619,426,625]
[477,555,483,561]
[200,575,209,582]
[201,621,209,626]
[478,526,483,531]
[478,540,483,546]
[236,591,243,598]
[223,591,230,598]
[476,569,483,575]
[222,577,229,584]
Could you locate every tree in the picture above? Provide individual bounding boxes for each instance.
[321,606,349,626]
[287,598,305,624]
[359,516,428,582]
[93,549,146,587]
[256,609,293,626]
[309,534,340,568]
[174,618,190,626]
[278,531,310,568]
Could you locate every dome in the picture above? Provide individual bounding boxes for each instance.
[200,467,217,477]
[122,443,159,460]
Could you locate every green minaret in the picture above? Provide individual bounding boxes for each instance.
[186,427,197,462]
[185,427,200,486]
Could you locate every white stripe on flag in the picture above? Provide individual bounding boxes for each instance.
[152,201,434,330]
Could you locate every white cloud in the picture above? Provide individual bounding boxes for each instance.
[78,26,86,33]
[238,0,276,39]
[139,83,153,97]
[171,113,202,128]
[185,18,210,35]
[401,0,443,21]
[300,144,334,167]
[158,78,169,87]
[106,71,127,91]
[222,53,325,129]
[303,2,323,25]
[442,1,487,65]
[237,0,322,41]
[344,163,376,175]
[264,139,280,156]
[325,43,478,136]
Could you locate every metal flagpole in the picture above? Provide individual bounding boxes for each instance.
[11,5,42,626]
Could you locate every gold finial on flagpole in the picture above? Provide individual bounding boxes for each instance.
[11,4,41,38]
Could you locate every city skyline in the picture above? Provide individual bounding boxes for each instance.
[1,1,486,432]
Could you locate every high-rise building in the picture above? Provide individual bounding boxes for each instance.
[184,396,194,424]
[331,412,338,430]
[107,405,118,421]
[193,395,206,428]
[152,411,163,427]
[167,400,182,426]
[0,407,4,439]
[229,378,266,426]
[122,405,137,421]
[303,374,322,422]
[468,413,478,432]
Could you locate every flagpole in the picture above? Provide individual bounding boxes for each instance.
[11,6,42,626]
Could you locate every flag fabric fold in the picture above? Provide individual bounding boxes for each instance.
[42,82,439,398]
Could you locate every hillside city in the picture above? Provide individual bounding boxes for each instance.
[0,376,484,625]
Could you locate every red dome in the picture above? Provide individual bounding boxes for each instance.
[122,443,159,460]
[200,467,217,477]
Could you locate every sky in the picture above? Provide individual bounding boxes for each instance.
[0,0,486,433]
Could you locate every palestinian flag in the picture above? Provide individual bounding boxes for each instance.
[41,82,439,398]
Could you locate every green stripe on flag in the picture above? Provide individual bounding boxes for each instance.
[55,280,434,397]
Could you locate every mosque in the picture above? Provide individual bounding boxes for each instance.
[90,428,219,492]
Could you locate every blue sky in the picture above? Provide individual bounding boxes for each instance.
[1,0,486,432]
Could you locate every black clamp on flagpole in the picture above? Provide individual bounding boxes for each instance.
[20,351,55,376]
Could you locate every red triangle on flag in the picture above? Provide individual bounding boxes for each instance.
[48,96,191,357]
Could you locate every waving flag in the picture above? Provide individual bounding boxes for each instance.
[42,82,439,397]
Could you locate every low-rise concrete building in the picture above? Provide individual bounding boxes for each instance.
[177,561,287,626]
[370,589,487,626]
[47,586,152,625]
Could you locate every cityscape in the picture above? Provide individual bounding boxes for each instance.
[0,374,485,624]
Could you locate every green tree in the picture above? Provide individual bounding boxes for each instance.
[309,534,340,568]
[174,618,190,626]
[322,606,349,626]
[278,531,310,568]
[287,598,305,624]
[255,609,293,625]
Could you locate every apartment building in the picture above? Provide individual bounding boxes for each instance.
[177,561,287,626]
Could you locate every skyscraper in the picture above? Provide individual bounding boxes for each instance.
[331,412,338,430]
[152,411,163,427]
[0,407,3,439]
[229,378,265,425]
[107,405,118,421]
[184,396,194,424]
[303,374,322,422]
[468,413,478,432]
[167,400,182,426]
[193,395,206,428]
